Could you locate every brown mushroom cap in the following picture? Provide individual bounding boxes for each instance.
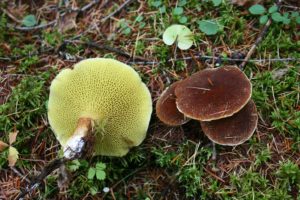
[200,99,258,146]
[175,66,252,121]
[156,81,190,126]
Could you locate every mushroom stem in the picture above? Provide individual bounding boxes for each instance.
[63,118,94,159]
[212,142,217,160]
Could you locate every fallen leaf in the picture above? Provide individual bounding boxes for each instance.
[8,146,19,167]
[58,11,78,33]
[0,141,9,152]
[9,131,19,145]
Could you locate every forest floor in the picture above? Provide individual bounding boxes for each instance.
[0,0,300,199]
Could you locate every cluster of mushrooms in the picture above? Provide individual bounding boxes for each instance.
[156,66,258,146]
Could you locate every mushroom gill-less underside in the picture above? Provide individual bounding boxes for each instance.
[48,58,152,157]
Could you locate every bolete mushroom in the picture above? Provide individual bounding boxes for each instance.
[156,81,190,126]
[200,99,258,146]
[48,58,152,157]
[175,66,252,121]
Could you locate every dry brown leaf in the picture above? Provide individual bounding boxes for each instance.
[9,131,18,145]
[0,141,9,152]
[58,11,78,33]
[8,146,19,167]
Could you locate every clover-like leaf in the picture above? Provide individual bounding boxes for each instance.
[249,4,266,15]
[88,167,96,179]
[198,20,219,35]
[268,5,278,14]
[163,24,193,50]
[259,15,269,24]
[0,141,9,152]
[271,12,283,22]
[8,146,19,167]
[96,162,106,170]
[22,14,37,27]
[96,170,106,180]
[9,131,18,145]
[212,0,222,6]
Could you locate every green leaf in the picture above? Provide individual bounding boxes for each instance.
[296,16,300,24]
[249,4,266,15]
[87,167,96,179]
[163,24,193,50]
[268,5,278,14]
[291,11,299,18]
[96,170,106,180]
[96,162,106,170]
[179,16,188,24]
[212,0,222,6]
[90,186,98,195]
[68,159,80,171]
[159,5,166,13]
[151,1,162,8]
[178,0,187,6]
[259,15,269,24]
[173,7,184,15]
[198,20,219,35]
[271,12,283,22]
[22,14,37,27]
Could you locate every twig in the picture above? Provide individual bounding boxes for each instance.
[15,158,66,200]
[239,0,283,69]
[101,0,136,22]
[10,167,30,183]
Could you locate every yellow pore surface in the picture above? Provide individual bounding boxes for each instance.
[48,58,152,156]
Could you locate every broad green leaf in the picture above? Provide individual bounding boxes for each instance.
[173,7,184,15]
[178,0,187,6]
[9,131,18,145]
[96,162,106,170]
[22,14,37,27]
[271,12,283,22]
[159,5,166,13]
[212,0,222,6]
[268,5,278,14]
[87,167,96,179]
[0,141,9,152]
[259,15,269,24]
[163,24,193,50]
[96,170,106,180]
[198,20,219,35]
[249,4,266,15]
[8,146,19,167]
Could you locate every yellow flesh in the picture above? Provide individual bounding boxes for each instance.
[48,58,152,156]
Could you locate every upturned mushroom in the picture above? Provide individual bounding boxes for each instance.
[175,66,252,121]
[156,81,190,126]
[48,58,152,158]
[200,99,258,146]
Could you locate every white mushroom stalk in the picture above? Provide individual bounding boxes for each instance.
[63,118,93,159]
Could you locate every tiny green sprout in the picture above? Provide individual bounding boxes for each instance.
[22,14,37,27]
[162,24,193,50]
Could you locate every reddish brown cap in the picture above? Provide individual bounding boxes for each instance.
[200,99,258,146]
[175,66,252,121]
[156,81,190,126]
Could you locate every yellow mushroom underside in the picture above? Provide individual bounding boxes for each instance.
[48,58,152,156]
